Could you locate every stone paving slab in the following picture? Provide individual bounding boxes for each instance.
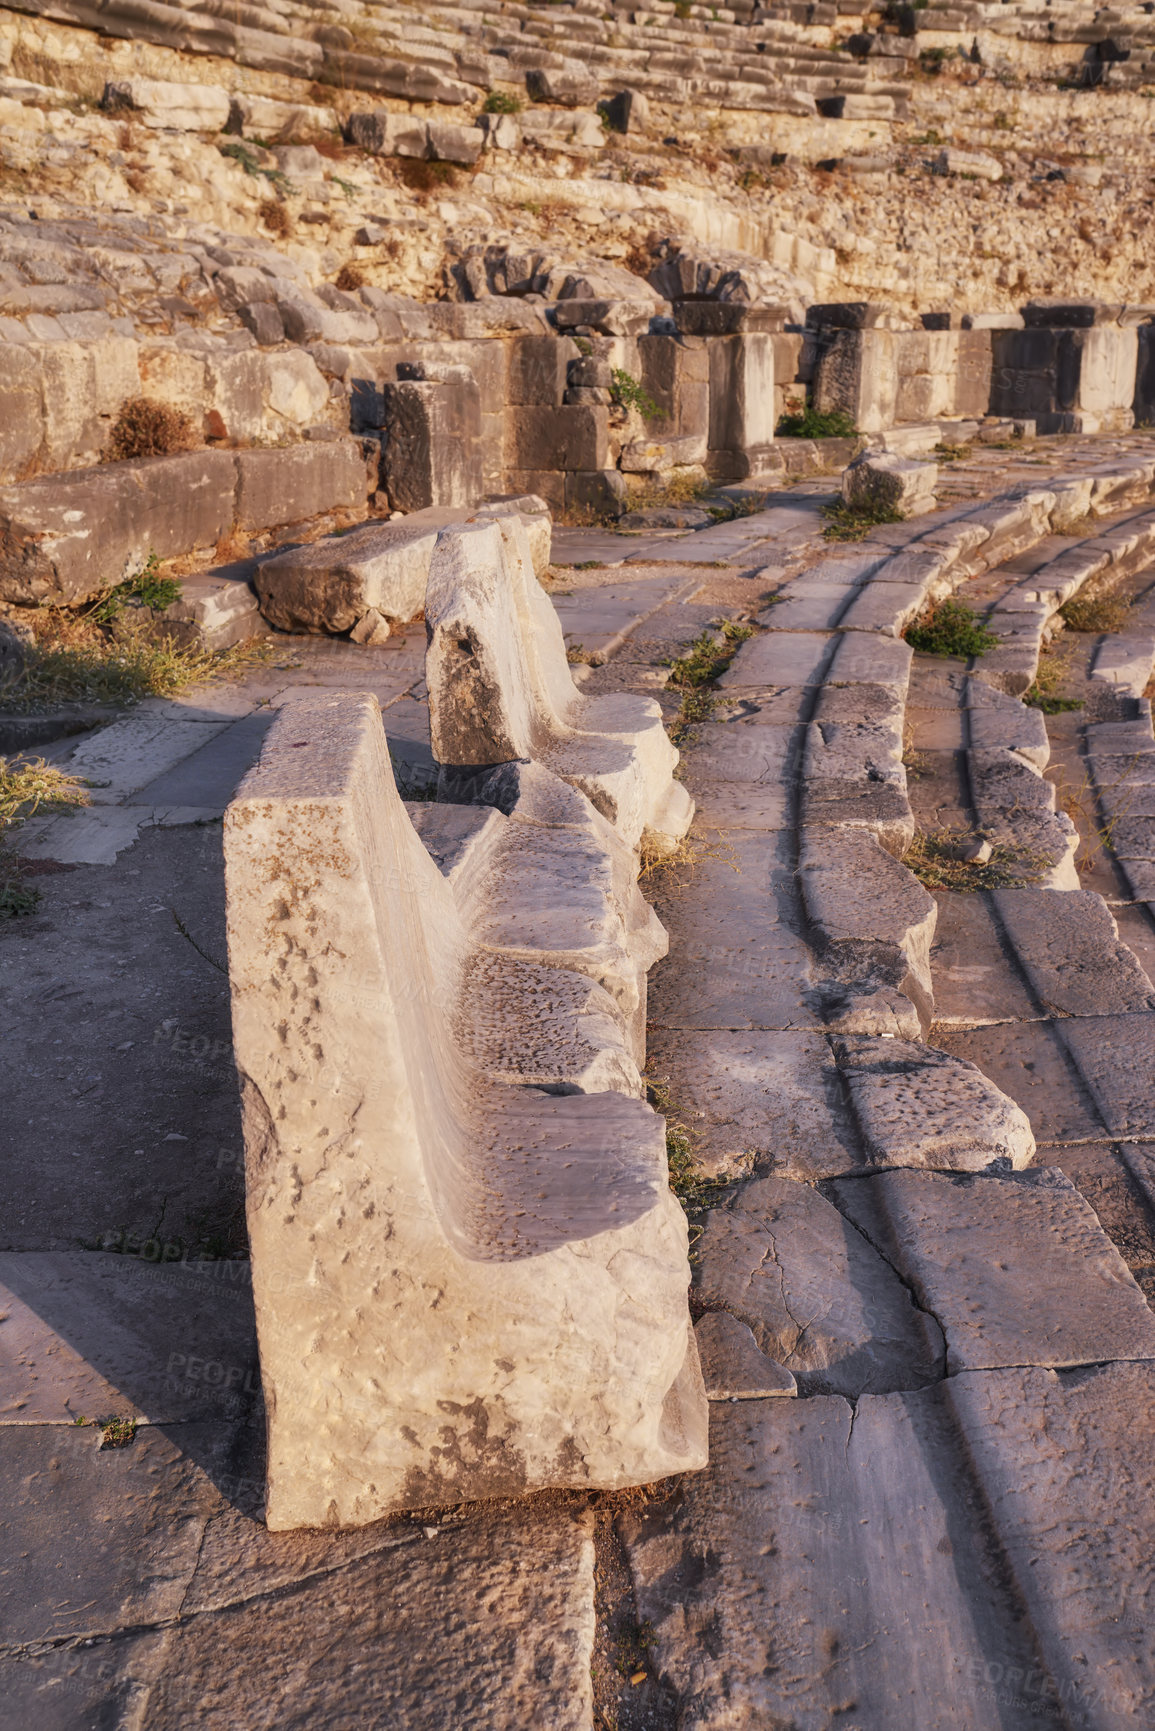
[625,1364,1155,1731]
[717,629,831,689]
[0,1252,259,1426]
[1059,1014,1155,1140]
[676,722,799,829]
[834,1168,1155,1373]
[930,892,1039,1026]
[934,1021,1105,1145]
[57,714,233,804]
[695,1177,944,1398]
[645,1028,861,1180]
[991,888,1155,1017]
[549,571,700,661]
[646,830,817,1031]
[0,1419,596,1730]
[693,1311,796,1401]
[130,711,276,811]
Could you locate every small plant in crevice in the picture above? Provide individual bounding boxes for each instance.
[903,829,1040,892]
[610,368,661,422]
[1059,585,1131,634]
[645,1075,731,1237]
[820,497,905,542]
[1024,642,1081,712]
[905,598,999,659]
[98,1416,138,1449]
[89,553,183,625]
[664,621,754,745]
[482,90,522,114]
[0,756,90,917]
[776,401,857,439]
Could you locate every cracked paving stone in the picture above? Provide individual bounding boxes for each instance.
[692,1311,796,1400]
[832,1167,1155,1373]
[0,1422,596,1730]
[676,722,800,829]
[694,1176,944,1398]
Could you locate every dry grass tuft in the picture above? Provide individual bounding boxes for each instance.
[108,397,196,462]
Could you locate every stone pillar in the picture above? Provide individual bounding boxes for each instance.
[380,363,481,511]
[706,332,777,478]
[811,327,897,434]
[1136,323,1155,428]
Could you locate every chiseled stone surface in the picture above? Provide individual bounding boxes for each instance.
[929,890,1039,1026]
[0,1253,259,1426]
[834,1036,1036,1170]
[646,829,818,1033]
[1059,1013,1155,1140]
[644,1027,861,1179]
[695,1177,945,1398]
[834,1168,1155,1372]
[224,692,705,1528]
[0,1422,597,1731]
[254,518,437,636]
[935,1020,1105,1146]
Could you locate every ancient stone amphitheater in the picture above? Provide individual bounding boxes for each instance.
[2,0,1155,1725]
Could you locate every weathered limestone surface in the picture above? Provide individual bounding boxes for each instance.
[991,889,1155,1017]
[695,1177,945,1398]
[425,517,693,849]
[624,1365,1155,1730]
[693,1311,796,1401]
[834,1036,1036,1171]
[223,691,706,1528]
[835,1168,1155,1372]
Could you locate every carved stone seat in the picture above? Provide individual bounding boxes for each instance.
[224,690,706,1530]
[425,517,694,851]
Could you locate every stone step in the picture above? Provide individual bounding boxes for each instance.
[833,1166,1155,1372]
[990,887,1155,1018]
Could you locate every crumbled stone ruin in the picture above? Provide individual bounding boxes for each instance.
[4,0,1155,1725]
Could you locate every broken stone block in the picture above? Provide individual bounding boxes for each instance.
[381,375,482,512]
[508,334,579,407]
[813,328,897,434]
[565,469,627,518]
[348,607,391,645]
[427,121,485,165]
[102,77,230,132]
[234,439,371,534]
[425,517,693,852]
[507,405,609,472]
[693,1311,796,1400]
[224,692,707,1527]
[934,146,1003,181]
[799,824,937,1035]
[254,518,438,635]
[841,451,938,516]
[525,67,599,106]
[990,319,1139,434]
[0,452,235,607]
[833,1035,1036,1171]
[344,110,429,157]
[598,88,650,134]
[237,303,285,347]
